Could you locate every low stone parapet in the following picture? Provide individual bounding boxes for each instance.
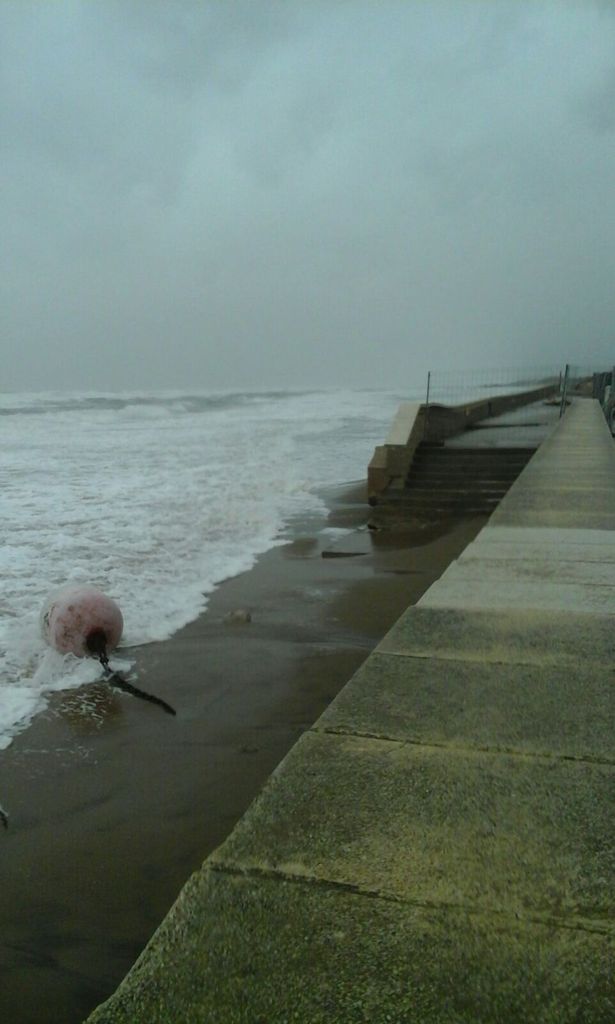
[368,383,559,501]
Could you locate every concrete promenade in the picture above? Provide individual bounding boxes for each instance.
[87,400,615,1023]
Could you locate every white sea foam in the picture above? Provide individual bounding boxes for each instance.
[0,387,411,748]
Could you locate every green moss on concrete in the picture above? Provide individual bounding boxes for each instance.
[318,651,615,761]
[378,606,615,667]
[213,731,615,923]
[86,871,615,1024]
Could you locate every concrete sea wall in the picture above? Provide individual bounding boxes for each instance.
[368,382,559,500]
[86,398,615,1023]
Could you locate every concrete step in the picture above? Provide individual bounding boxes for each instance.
[407,473,523,488]
[416,445,534,456]
[384,504,499,516]
[381,443,535,519]
[413,451,533,465]
[412,453,527,465]
[412,455,532,470]
[408,471,520,484]
[404,484,509,497]
[412,455,531,467]
[384,494,502,512]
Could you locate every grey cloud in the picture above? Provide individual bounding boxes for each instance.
[577,62,615,134]
[2,1,615,391]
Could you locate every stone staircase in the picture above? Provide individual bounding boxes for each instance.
[375,442,535,518]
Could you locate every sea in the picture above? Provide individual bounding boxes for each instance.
[1,387,411,751]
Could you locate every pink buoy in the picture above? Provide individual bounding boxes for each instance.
[39,584,176,716]
[41,584,123,658]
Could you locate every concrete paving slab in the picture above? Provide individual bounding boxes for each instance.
[492,508,615,529]
[488,403,615,529]
[494,488,615,514]
[512,449,615,467]
[420,575,615,613]
[523,439,614,459]
[318,651,615,761]
[480,526,615,546]
[462,529,615,563]
[377,606,615,666]
[84,870,615,1024]
[506,467,615,485]
[213,731,615,923]
[461,543,615,565]
[514,468,615,487]
[439,556,615,588]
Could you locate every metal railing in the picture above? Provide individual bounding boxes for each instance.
[422,365,562,446]
[424,365,562,408]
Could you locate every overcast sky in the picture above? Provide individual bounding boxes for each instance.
[2,1,615,392]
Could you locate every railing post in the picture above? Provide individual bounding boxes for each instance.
[559,363,570,418]
[423,370,431,438]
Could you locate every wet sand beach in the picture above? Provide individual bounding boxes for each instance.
[0,484,486,1024]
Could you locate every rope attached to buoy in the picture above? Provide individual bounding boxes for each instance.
[86,632,176,716]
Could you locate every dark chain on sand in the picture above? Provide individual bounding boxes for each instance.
[91,638,176,717]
